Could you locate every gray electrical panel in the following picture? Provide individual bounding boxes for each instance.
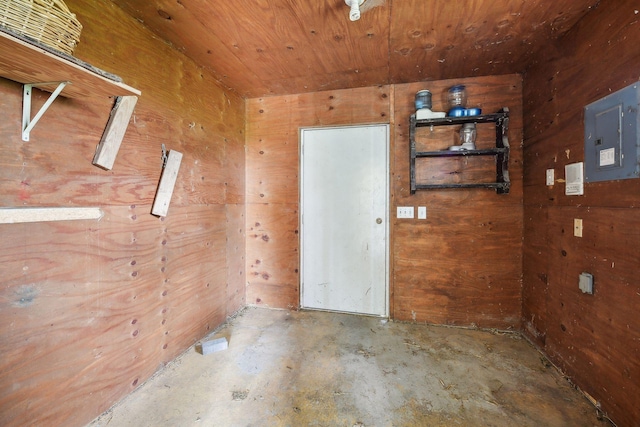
[584,83,640,182]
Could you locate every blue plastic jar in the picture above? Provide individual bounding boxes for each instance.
[415,90,432,110]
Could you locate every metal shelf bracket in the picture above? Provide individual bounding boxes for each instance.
[22,81,69,141]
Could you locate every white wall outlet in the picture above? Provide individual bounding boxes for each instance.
[418,206,427,219]
[546,169,555,186]
[579,272,594,294]
[574,218,583,237]
[397,206,414,219]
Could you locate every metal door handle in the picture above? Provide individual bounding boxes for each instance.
[376,218,382,224]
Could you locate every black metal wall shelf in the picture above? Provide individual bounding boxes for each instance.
[410,108,510,194]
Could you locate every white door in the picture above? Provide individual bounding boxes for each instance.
[300,124,388,316]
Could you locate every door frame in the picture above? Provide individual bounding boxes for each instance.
[298,123,390,317]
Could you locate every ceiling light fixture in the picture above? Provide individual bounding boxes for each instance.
[345,0,365,21]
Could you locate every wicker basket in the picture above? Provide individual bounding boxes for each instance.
[0,0,82,55]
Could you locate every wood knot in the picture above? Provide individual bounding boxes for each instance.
[157,9,171,20]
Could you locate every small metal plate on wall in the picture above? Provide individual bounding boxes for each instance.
[584,83,640,182]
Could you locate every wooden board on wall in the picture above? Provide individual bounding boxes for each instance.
[93,95,139,170]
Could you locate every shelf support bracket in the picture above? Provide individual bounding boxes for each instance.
[22,81,69,141]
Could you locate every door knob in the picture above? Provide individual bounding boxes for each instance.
[376,218,382,224]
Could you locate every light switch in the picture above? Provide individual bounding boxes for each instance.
[418,206,427,219]
[574,218,583,237]
[397,207,414,219]
[546,169,554,186]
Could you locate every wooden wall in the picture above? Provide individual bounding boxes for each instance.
[522,0,640,425]
[245,86,391,307]
[393,76,523,327]
[0,1,245,426]
[246,75,523,329]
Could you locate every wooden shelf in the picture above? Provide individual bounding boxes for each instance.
[414,182,510,191]
[0,27,140,145]
[410,108,510,194]
[414,111,509,128]
[415,147,509,158]
[0,28,140,98]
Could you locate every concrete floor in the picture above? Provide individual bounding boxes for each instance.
[89,307,610,427]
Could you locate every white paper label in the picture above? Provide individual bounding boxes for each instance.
[599,147,616,166]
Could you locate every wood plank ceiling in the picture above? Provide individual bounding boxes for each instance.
[109,0,599,98]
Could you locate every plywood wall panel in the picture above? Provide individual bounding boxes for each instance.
[0,202,239,424]
[226,204,246,316]
[414,156,507,186]
[0,208,165,427]
[246,92,382,204]
[246,203,299,308]
[161,204,228,355]
[521,205,549,347]
[0,90,116,206]
[247,78,523,331]
[0,0,245,425]
[522,1,640,424]
[224,130,247,205]
[246,134,299,205]
[393,75,523,328]
[388,0,595,85]
[112,0,391,97]
[393,205,522,327]
[246,86,390,309]
[542,207,640,425]
[108,0,273,97]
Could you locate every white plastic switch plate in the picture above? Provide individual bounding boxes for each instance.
[574,218,583,237]
[397,206,414,219]
[565,162,584,196]
[579,272,594,294]
[418,206,427,219]
[546,169,554,186]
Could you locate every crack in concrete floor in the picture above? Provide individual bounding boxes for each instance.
[89,307,610,427]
